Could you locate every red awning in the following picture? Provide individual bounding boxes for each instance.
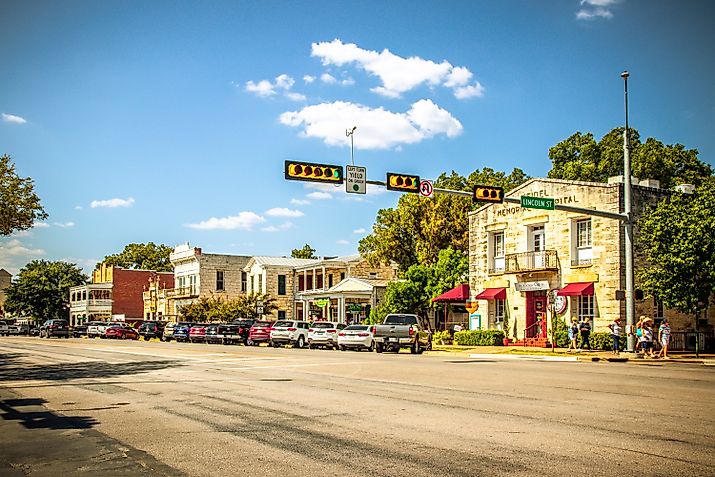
[431,284,470,303]
[557,282,594,296]
[474,287,506,300]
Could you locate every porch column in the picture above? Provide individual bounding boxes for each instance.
[322,266,326,290]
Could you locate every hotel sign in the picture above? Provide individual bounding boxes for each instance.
[514,280,550,292]
[521,195,555,210]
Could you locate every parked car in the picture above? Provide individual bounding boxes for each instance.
[71,323,89,338]
[308,321,347,350]
[104,323,139,340]
[8,322,35,335]
[0,320,10,336]
[216,324,241,345]
[337,324,376,351]
[162,322,177,341]
[231,318,255,345]
[204,323,223,344]
[269,320,310,348]
[87,321,110,339]
[138,321,165,341]
[38,319,70,338]
[172,322,194,342]
[373,314,430,354]
[189,323,209,343]
[247,320,274,346]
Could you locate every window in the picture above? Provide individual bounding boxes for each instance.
[340,272,345,281]
[577,295,594,321]
[278,310,286,320]
[257,274,263,293]
[241,272,247,292]
[328,274,333,288]
[495,299,506,325]
[278,275,286,295]
[574,219,593,265]
[490,231,505,272]
[216,271,224,291]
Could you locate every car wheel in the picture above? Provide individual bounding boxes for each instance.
[246,339,254,346]
[339,345,346,351]
[376,343,383,353]
[296,335,305,348]
[271,340,280,348]
[411,341,419,354]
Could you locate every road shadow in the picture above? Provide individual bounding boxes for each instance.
[0,353,183,382]
[0,397,99,430]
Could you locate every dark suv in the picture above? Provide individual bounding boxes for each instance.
[138,321,165,341]
[39,319,70,338]
[231,319,255,345]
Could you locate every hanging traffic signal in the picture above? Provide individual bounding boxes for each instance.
[473,185,504,203]
[386,172,420,193]
[284,160,344,184]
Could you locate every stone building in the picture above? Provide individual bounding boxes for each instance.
[142,273,175,321]
[468,177,708,343]
[0,268,12,316]
[168,244,251,320]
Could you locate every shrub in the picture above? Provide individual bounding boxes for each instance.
[553,317,570,348]
[579,331,627,350]
[432,330,452,345]
[453,329,505,346]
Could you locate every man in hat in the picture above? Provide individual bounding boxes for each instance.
[608,317,622,355]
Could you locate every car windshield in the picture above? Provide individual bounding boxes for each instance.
[384,315,418,325]
[345,325,369,331]
[252,321,272,327]
[312,322,336,329]
[273,321,294,328]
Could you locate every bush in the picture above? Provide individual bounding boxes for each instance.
[579,331,627,350]
[553,318,570,348]
[432,330,452,345]
[453,330,505,346]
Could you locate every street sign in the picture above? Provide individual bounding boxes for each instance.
[256,306,264,315]
[419,180,434,198]
[346,165,366,194]
[520,195,555,210]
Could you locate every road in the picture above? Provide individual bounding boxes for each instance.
[1,337,714,476]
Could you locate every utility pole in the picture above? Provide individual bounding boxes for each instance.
[622,70,636,353]
[346,126,357,166]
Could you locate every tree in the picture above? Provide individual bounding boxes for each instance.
[636,178,715,325]
[547,127,712,189]
[4,260,87,321]
[291,244,317,259]
[0,154,48,236]
[179,293,278,322]
[97,242,173,272]
[359,168,528,272]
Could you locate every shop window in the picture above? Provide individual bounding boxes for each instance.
[577,295,594,321]
[495,299,506,325]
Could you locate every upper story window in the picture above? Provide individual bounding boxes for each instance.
[216,271,225,291]
[573,219,593,266]
[257,273,263,294]
[490,231,505,273]
[328,274,333,288]
[241,272,247,292]
[340,272,346,281]
[278,275,286,295]
[530,225,545,252]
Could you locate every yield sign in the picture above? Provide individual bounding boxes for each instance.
[419,180,433,198]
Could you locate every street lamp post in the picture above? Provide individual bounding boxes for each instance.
[622,70,636,352]
[346,126,357,166]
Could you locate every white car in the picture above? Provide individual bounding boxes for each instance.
[337,324,376,351]
[307,322,347,350]
[87,321,110,338]
[269,320,310,348]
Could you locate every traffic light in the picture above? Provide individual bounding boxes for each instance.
[284,160,343,184]
[473,185,504,203]
[386,172,420,193]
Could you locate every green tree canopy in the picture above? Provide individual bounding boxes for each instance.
[291,244,317,259]
[547,127,712,189]
[4,260,87,321]
[636,178,715,320]
[179,293,278,322]
[97,242,173,272]
[0,154,48,236]
[359,167,528,272]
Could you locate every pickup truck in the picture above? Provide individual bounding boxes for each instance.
[373,314,430,354]
[0,320,9,336]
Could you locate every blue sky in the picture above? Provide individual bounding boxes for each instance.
[1,0,714,276]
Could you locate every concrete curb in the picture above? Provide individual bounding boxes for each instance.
[468,353,578,362]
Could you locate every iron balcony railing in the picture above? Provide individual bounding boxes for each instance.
[503,250,559,274]
[167,286,199,298]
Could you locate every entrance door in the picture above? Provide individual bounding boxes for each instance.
[525,291,548,338]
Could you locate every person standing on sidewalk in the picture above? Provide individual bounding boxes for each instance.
[608,317,622,355]
[641,319,655,358]
[658,317,671,359]
[578,319,592,351]
[567,319,579,352]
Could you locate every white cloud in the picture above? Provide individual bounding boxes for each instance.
[33,222,50,228]
[186,212,266,230]
[285,92,307,102]
[0,239,45,257]
[311,39,484,99]
[280,99,462,150]
[2,113,27,124]
[341,77,355,86]
[265,207,304,218]
[320,73,337,84]
[245,79,277,97]
[290,198,311,205]
[53,221,75,228]
[336,239,350,245]
[245,74,304,100]
[353,228,366,234]
[261,222,294,232]
[74,205,83,210]
[303,75,316,84]
[577,0,618,20]
[307,191,332,200]
[90,197,135,208]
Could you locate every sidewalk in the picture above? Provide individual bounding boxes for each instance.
[429,344,715,364]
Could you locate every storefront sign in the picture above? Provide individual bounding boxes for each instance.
[314,299,329,308]
[514,280,550,292]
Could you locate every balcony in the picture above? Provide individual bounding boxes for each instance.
[501,250,559,274]
[166,286,199,298]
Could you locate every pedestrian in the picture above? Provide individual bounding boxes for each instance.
[578,318,591,351]
[640,318,655,358]
[658,317,671,359]
[567,319,579,352]
[608,317,622,355]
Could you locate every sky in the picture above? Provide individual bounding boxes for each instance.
[1,0,714,276]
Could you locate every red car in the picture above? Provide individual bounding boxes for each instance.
[247,320,274,346]
[189,324,209,343]
[104,323,139,340]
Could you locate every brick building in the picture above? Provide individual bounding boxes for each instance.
[468,177,714,344]
[69,265,174,326]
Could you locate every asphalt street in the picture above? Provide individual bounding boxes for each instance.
[1,336,714,476]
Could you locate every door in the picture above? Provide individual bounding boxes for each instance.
[525,291,548,338]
